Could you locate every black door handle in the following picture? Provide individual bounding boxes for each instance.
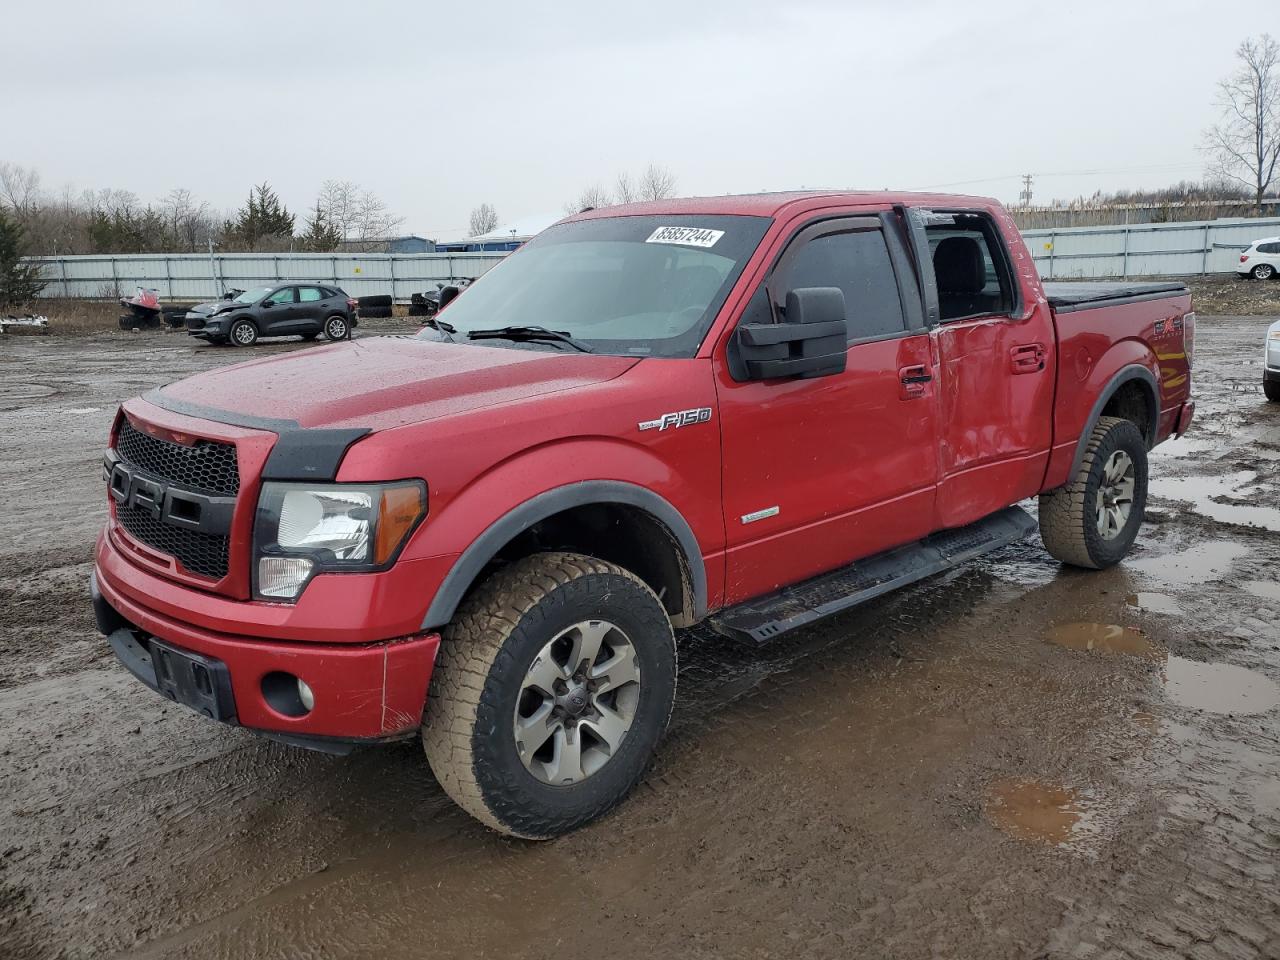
[901,373,933,384]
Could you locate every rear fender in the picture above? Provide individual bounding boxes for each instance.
[1066,360,1159,481]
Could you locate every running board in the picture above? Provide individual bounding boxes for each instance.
[708,506,1038,645]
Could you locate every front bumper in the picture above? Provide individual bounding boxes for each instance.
[92,561,440,751]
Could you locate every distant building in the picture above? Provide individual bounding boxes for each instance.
[336,235,436,254]
[435,213,562,253]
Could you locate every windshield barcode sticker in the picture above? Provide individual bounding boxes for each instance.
[645,226,725,248]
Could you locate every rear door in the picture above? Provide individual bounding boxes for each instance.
[296,286,328,330]
[715,211,939,605]
[905,207,1055,529]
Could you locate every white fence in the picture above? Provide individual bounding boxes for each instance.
[1022,216,1280,280]
[24,215,1280,297]
[27,252,508,302]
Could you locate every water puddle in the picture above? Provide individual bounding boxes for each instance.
[1148,472,1280,533]
[1241,580,1280,603]
[1125,593,1183,615]
[1127,540,1249,587]
[986,779,1094,846]
[1161,657,1280,715]
[1045,622,1160,658]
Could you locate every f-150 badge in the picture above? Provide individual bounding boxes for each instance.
[638,407,712,432]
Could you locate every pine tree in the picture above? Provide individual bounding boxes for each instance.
[0,209,47,307]
[227,182,296,250]
[299,202,342,252]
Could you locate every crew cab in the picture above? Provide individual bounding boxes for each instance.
[91,192,1195,838]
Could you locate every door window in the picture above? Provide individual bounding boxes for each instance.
[782,230,907,341]
[298,287,325,302]
[923,213,1015,321]
[264,287,297,306]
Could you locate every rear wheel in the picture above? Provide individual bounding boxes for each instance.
[1039,416,1148,569]
[423,552,676,839]
[1252,263,1276,280]
[324,314,350,340]
[229,319,258,347]
[1265,379,1280,403]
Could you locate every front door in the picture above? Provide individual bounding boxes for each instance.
[715,212,939,605]
[259,286,298,334]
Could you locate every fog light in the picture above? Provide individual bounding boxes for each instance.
[297,678,315,712]
[257,556,314,599]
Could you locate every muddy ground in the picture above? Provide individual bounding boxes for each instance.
[1,319,1278,960]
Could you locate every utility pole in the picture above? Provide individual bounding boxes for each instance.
[1019,174,1034,209]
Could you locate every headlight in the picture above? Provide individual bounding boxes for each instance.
[253,481,427,601]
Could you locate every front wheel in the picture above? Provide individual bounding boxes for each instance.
[1039,416,1148,569]
[324,314,350,340]
[423,552,676,839]
[1265,379,1280,403]
[228,319,258,347]
[1252,263,1276,281]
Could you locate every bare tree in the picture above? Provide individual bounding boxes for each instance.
[637,163,677,201]
[354,189,404,243]
[316,180,403,249]
[469,202,499,236]
[1204,34,1280,214]
[161,188,213,252]
[614,172,637,204]
[318,179,359,239]
[563,184,616,215]
[565,165,678,213]
[0,162,42,217]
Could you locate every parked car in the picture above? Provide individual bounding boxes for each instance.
[92,191,1195,838]
[184,284,358,345]
[1237,237,1280,280]
[1266,318,1280,402]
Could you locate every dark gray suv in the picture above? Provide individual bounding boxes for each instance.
[185,284,359,346]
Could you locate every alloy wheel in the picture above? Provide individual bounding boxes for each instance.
[1095,450,1135,540]
[513,620,641,786]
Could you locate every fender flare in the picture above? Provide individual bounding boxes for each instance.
[1067,364,1159,481]
[420,480,708,629]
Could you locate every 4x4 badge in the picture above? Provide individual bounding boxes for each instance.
[638,407,712,432]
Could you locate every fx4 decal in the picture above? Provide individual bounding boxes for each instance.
[638,407,713,432]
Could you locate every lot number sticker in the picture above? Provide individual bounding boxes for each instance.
[645,226,725,248]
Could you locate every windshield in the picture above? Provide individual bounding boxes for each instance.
[418,214,771,357]
[234,286,273,304]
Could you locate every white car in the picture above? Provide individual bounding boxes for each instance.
[1238,237,1280,280]
[1266,318,1280,403]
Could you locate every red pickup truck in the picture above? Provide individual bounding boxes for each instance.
[92,192,1195,837]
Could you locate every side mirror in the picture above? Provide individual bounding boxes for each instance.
[439,285,461,309]
[736,287,848,380]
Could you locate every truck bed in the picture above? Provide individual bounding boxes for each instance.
[1043,281,1189,314]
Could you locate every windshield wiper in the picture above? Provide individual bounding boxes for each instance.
[421,316,457,341]
[467,325,593,353]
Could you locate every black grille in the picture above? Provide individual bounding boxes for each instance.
[116,420,239,496]
[116,504,230,579]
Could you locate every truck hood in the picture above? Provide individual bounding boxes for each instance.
[148,335,640,432]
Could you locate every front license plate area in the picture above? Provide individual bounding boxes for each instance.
[150,639,237,723]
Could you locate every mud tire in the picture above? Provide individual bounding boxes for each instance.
[1039,416,1148,570]
[423,552,676,839]
[1265,379,1280,403]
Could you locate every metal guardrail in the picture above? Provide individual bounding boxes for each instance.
[27,251,508,302]
[25,214,1280,293]
[1021,215,1280,279]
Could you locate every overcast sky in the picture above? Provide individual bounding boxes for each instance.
[1,0,1254,238]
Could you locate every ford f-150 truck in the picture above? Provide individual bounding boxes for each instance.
[91,192,1195,838]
